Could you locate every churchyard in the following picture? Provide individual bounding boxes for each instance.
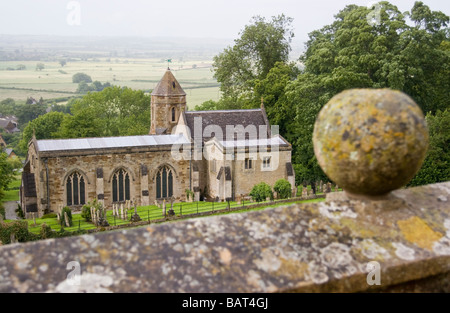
[24,196,325,235]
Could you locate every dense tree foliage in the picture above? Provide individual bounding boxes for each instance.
[0,151,21,213]
[15,103,47,127]
[408,109,450,186]
[213,14,294,101]
[58,86,151,138]
[72,72,93,84]
[19,112,67,152]
[289,1,449,183]
[209,1,448,186]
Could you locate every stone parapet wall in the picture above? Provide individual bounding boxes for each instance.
[1,182,448,293]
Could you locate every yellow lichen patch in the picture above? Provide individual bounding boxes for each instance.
[397,216,443,250]
[275,258,308,279]
[339,218,376,238]
[98,248,111,262]
[360,136,375,153]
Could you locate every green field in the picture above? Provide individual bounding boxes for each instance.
[0,59,220,109]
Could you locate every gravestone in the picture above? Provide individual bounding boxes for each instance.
[327,182,332,193]
[130,204,142,223]
[302,187,308,198]
[64,212,71,227]
[311,182,316,195]
[162,200,166,217]
[91,207,96,225]
[10,233,17,244]
[120,203,124,220]
[323,184,328,194]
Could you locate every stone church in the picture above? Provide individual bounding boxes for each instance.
[21,69,295,217]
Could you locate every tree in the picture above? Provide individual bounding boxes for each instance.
[19,112,68,153]
[0,98,16,115]
[246,62,299,134]
[59,60,67,67]
[408,109,450,186]
[15,103,47,127]
[58,86,151,138]
[72,72,93,84]
[36,63,45,71]
[284,1,449,183]
[213,14,294,100]
[0,152,19,214]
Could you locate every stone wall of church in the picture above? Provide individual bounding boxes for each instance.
[35,147,190,215]
[232,149,294,199]
[201,141,294,201]
[150,95,186,135]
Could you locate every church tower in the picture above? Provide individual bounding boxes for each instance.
[150,69,187,135]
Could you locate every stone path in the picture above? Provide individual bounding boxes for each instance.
[3,201,18,220]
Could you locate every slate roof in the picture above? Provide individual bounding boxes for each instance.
[151,70,186,96]
[184,109,271,142]
[36,134,190,153]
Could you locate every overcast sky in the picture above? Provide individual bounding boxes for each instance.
[0,0,448,42]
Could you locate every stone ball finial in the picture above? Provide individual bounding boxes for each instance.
[313,89,429,198]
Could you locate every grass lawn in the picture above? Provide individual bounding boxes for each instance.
[25,197,325,234]
[1,176,20,202]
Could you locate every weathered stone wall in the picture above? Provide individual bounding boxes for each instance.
[33,147,190,215]
[232,149,293,198]
[202,142,294,200]
[150,95,186,135]
[1,182,448,293]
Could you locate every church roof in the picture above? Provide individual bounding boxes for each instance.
[184,109,271,141]
[218,136,289,148]
[151,69,186,96]
[36,134,190,153]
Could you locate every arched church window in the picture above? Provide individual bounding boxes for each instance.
[112,169,130,202]
[156,166,174,199]
[66,172,86,206]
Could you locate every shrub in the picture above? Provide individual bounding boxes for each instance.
[39,223,54,239]
[249,182,273,202]
[81,203,92,222]
[274,179,292,199]
[60,206,73,227]
[0,220,39,244]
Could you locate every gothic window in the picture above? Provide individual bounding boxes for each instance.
[66,172,86,206]
[112,169,130,202]
[171,107,176,122]
[156,166,174,199]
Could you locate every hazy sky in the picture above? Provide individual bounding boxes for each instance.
[0,0,448,42]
